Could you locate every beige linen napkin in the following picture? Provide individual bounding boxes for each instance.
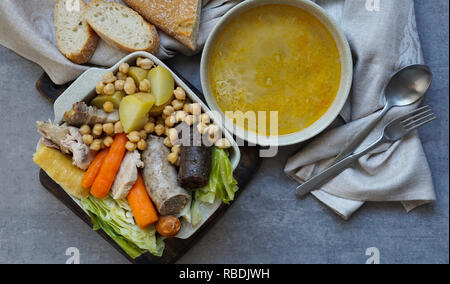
[285,0,436,220]
[0,0,243,84]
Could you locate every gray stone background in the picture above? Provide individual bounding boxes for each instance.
[0,0,447,264]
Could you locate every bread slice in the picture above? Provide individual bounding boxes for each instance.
[84,0,159,54]
[54,0,99,64]
[123,0,201,50]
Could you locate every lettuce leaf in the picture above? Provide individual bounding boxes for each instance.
[80,195,165,258]
[191,147,239,226]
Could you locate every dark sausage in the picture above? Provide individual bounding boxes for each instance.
[178,124,212,189]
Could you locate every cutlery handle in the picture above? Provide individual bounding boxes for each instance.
[296,155,356,197]
[333,104,390,163]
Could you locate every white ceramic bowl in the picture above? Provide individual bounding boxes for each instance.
[52,51,240,239]
[200,0,353,146]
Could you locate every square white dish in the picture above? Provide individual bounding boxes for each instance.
[48,51,241,240]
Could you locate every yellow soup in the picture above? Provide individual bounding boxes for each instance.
[209,4,341,136]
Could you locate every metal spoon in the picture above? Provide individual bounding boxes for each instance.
[332,64,432,163]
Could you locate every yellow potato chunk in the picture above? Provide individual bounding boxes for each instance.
[119,92,156,133]
[33,145,89,199]
[148,66,175,106]
[90,91,124,109]
[128,67,148,85]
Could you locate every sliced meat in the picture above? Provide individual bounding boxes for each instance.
[63,102,119,126]
[111,150,144,200]
[142,136,191,216]
[37,121,95,170]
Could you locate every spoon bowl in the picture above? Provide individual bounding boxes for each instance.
[385,64,433,108]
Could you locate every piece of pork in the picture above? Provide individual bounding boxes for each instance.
[111,150,144,200]
[37,121,96,170]
[63,102,119,127]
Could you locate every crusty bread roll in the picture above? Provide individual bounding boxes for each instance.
[123,0,201,51]
[84,0,159,54]
[54,0,99,64]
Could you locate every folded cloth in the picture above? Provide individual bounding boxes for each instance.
[285,0,436,220]
[0,0,243,84]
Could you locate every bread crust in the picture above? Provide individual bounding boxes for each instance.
[123,0,201,50]
[54,0,99,64]
[84,0,160,54]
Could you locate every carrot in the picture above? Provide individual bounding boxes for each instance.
[127,173,158,228]
[81,148,109,189]
[90,133,128,198]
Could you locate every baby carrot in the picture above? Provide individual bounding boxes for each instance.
[127,173,158,228]
[81,148,109,189]
[90,133,128,198]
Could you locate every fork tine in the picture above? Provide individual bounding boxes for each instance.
[403,112,435,128]
[402,108,432,125]
[402,107,432,124]
[405,116,436,131]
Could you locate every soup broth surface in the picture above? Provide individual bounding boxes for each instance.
[209,4,341,136]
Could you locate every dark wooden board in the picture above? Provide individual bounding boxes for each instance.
[36,68,262,264]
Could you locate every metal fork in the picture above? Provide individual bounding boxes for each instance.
[296,106,436,198]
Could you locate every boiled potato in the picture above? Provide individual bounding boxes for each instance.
[119,93,155,133]
[148,95,174,116]
[90,91,124,109]
[148,66,175,106]
[128,67,148,85]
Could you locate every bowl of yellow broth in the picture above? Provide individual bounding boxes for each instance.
[200,0,353,146]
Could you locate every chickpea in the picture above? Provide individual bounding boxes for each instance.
[163,105,175,116]
[117,71,127,81]
[114,121,124,134]
[79,125,91,135]
[174,87,186,101]
[82,134,93,145]
[199,113,210,124]
[137,58,154,70]
[155,124,165,136]
[191,103,201,116]
[115,79,125,91]
[127,131,141,143]
[156,216,181,237]
[167,128,178,142]
[175,157,181,167]
[144,122,155,133]
[103,123,114,135]
[119,62,129,74]
[171,99,184,111]
[124,77,136,95]
[164,137,173,148]
[197,122,208,134]
[137,139,147,151]
[183,103,191,114]
[102,72,116,84]
[103,136,114,148]
[168,152,178,165]
[215,138,231,149]
[165,115,176,127]
[139,79,151,92]
[92,123,103,137]
[207,124,220,143]
[125,141,137,152]
[139,130,148,140]
[103,83,115,96]
[103,101,114,113]
[175,111,186,122]
[95,81,105,95]
[184,114,196,126]
[171,145,180,155]
[90,139,102,151]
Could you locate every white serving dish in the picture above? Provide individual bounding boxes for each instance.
[200,0,353,146]
[50,51,241,239]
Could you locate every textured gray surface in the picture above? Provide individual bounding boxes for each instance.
[0,0,447,264]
